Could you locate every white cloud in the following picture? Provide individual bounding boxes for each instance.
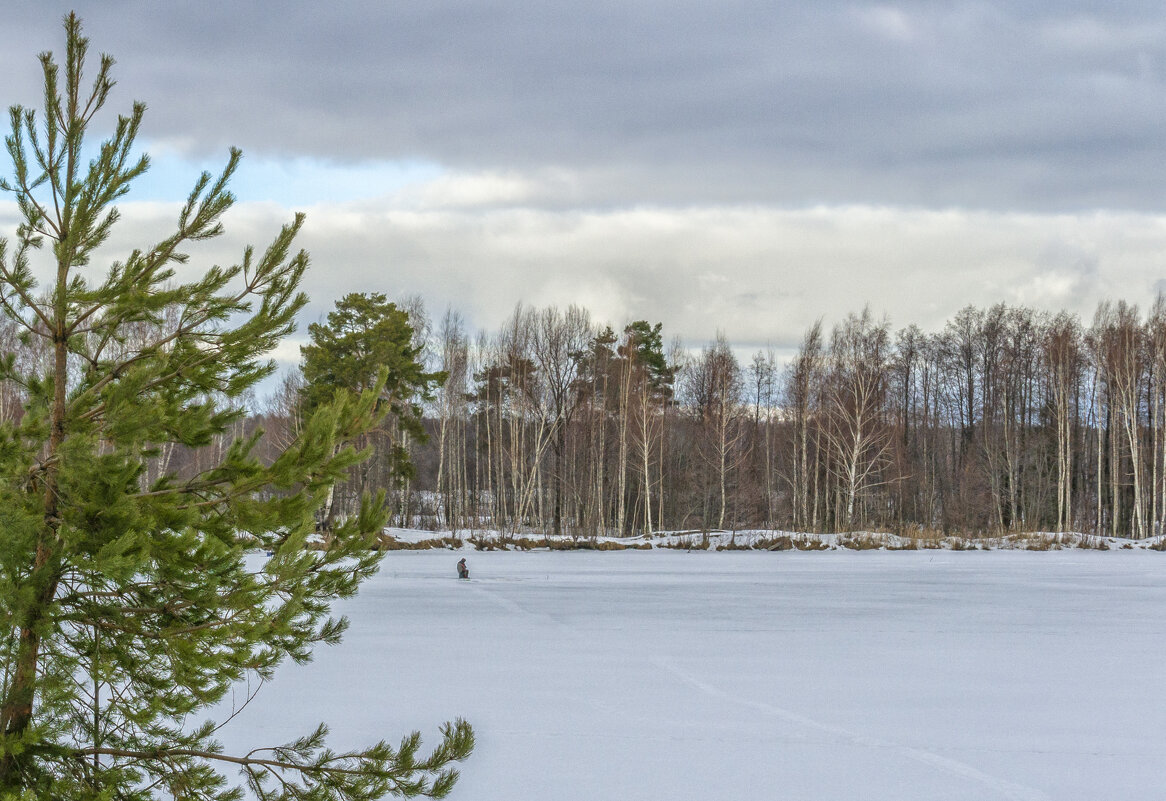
[283,194,1166,349]
[854,5,918,43]
[10,186,1166,366]
[392,171,562,210]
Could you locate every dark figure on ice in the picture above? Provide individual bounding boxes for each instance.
[457,558,469,579]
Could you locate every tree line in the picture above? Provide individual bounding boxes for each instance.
[251,293,1166,540]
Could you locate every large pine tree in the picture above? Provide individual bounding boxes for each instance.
[0,14,471,800]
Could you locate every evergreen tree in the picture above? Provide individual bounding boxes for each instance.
[0,15,471,799]
[301,292,444,487]
[620,320,675,400]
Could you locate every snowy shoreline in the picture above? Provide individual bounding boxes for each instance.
[378,526,1166,553]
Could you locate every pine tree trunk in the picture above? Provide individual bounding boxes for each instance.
[0,275,70,784]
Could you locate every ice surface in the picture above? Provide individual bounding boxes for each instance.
[214,550,1166,800]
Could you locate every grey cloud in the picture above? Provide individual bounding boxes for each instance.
[5,1,1166,211]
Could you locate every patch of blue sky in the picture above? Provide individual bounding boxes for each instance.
[124,143,445,207]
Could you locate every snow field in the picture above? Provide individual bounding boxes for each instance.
[216,550,1166,800]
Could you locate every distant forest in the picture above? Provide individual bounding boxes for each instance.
[18,295,1165,539]
[259,293,1166,540]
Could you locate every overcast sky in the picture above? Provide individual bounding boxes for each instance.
[3,1,1166,372]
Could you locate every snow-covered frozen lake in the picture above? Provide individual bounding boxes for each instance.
[218,550,1166,800]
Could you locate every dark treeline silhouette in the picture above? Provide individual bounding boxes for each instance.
[13,295,1161,539]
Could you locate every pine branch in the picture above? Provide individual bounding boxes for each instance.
[70,718,474,801]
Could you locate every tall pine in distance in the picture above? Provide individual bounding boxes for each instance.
[0,13,471,800]
[301,292,446,529]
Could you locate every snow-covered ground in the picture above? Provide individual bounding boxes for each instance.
[216,550,1166,800]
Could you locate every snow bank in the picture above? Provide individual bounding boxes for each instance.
[380,525,1163,552]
